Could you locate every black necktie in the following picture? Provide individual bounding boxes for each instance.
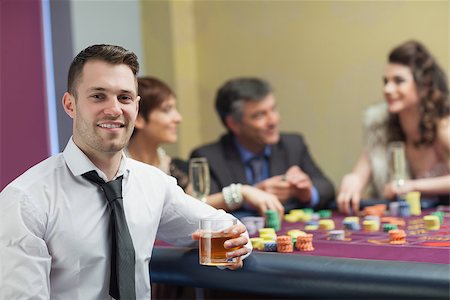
[248,157,264,185]
[82,171,136,300]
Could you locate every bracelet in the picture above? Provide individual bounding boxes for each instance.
[222,183,243,210]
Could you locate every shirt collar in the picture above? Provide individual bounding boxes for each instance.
[63,137,129,181]
[233,136,271,164]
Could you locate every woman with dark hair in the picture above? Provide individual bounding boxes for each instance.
[127,76,284,216]
[337,40,450,215]
[127,77,190,189]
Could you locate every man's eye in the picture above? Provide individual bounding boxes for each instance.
[119,95,133,102]
[91,94,104,100]
[252,113,264,120]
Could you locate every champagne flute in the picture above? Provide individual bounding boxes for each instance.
[388,141,409,199]
[189,157,210,202]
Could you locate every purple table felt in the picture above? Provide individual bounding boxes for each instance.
[251,209,450,265]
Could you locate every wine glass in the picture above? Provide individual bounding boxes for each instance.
[189,157,210,202]
[388,141,410,199]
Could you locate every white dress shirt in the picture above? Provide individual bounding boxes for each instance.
[0,138,251,299]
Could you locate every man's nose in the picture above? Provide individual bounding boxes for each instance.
[104,99,122,116]
[267,111,279,125]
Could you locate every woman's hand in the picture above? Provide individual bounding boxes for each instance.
[337,173,363,215]
[241,185,285,218]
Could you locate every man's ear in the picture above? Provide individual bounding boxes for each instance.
[135,95,141,114]
[225,115,240,135]
[62,92,75,119]
[134,114,146,130]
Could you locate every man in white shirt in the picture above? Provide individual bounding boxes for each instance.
[0,44,251,299]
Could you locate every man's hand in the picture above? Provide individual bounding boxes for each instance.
[192,224,249,270]
[284,166,313,204]
[256,175,291,202]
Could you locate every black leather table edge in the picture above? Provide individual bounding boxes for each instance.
[150,246,450,299]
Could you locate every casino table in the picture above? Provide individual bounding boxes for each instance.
[150,206,450,299]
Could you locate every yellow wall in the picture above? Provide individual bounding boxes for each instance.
[141,0,449,187]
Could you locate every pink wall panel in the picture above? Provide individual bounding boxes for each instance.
[1,0,50,189]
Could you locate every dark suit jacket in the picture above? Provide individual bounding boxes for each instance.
[190,133,335,212]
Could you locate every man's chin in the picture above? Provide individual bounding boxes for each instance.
[264,135,280,145]
[100,138,128,153]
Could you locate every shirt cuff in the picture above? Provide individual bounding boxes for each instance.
[309,186,319,207]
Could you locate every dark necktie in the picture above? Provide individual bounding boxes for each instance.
[82,171,136,300]
[248,157,264,185]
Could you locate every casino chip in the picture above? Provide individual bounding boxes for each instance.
[343,217,360,231]
[318,209,332,219]
[431,211,444,225]
[397,201,411,217]
[241,216,265,235]
[383,223,398,232]
[328,230,345,241]
[363,220,379,232]
[319,219,335,230]
[250,237,265,250]
[276,235,293,253]
[295,233,314,252]
[424,215,440,231]
[263,241,277,252]
[304,224,319,231]
[389,229,406,245]
[265,210,281,231]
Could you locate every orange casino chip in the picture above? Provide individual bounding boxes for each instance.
[277,243,293,253]
[276,235,292,243]
[381,217,406,227]
[296,233,314,252]
[389,229,406,245]
[276,235,293,252]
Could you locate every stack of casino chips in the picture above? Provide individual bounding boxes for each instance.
[250,237,265,250]
[265,210,281,231]
[296,233,314,252]
[389,202,399,216]
[287,229,306,247]
[431,211,444,225]
[423,215,440,231]
[287,229,306,238]
[259,228,277,241]
[304,221,319,231]
[389,229,406,244]
[363,220,379,232]
[381,216,405,227]
[241,216,265,235]
[276,235,293,253]
[319,219,335,230]
[263,241,278,252]
[295,208,313,222]
[363,204,387,217]
[383,223,398,232]
[284,209,306,223]
[397,201,410,217]
[328,230,345,241]
[303,208,314,215]
[318,209,332,219]
[365,215,380,223]
[343,216,360,231]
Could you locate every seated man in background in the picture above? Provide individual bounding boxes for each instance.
[191,77,335,218]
